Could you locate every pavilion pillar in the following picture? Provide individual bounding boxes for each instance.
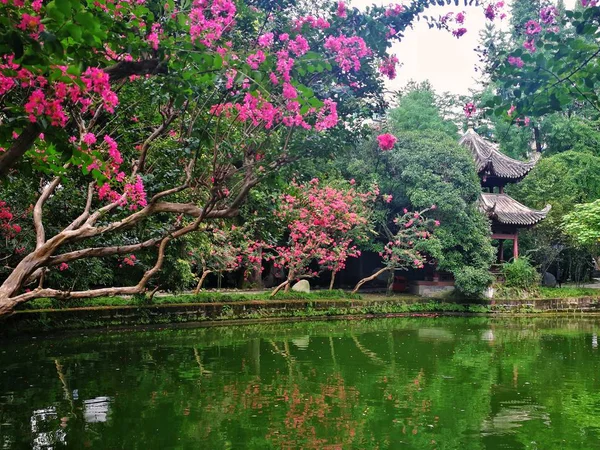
[498,239,505,263]
[513,234,519,260]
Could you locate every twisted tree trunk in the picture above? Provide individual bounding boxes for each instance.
[352,268,390,295]
[194,270,212,294]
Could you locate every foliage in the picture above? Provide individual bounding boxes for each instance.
[1,0,485,313]
[388,82,458,138]
[387,131,496,287]
[563,199,600,261]
[453,266,494,298]
[502,257,540,290]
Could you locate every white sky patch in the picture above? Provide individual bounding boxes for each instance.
[350,0,578,95]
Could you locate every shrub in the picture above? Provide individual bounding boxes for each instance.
[502,257,539,290]
[454,266,494,298]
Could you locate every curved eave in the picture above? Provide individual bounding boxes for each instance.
[479,193,551,227]
[460,129,539,181]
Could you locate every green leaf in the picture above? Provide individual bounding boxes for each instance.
[65,23,82,40]
[56,0,72,16]
[46,2,65,21]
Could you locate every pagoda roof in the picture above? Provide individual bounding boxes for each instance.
[459,129,539,180]
[479,193,551,226]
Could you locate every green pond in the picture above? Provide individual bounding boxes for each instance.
[2,316,600,449]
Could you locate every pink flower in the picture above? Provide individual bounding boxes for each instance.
[258,32,274,48]
[59,263,69,271]
[17,14,44,39]
[349,179,355,185]
[431,204,436,210]
[508,56,524,68]
[508,105,516,116]
[82,133,97,145]
[379,55,399,80]
[282,83,297,99]
[525,20,542,35]
[337,1,347,18]
[434,220,440,227]
[463,102,476,118]
[455,12,465,24]
[523,39,536,53]
[288,35,310,56]
[246,50,266,69]
[383,194,393,203]
[384,4,403,17]
[540,6,557,24]
[377,133,397,151]
[324,35,370,72]
[452,28,467,38]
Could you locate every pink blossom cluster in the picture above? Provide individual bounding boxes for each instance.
[293,16,330,31]
[266,180,375,280]
[441,12,468,38]
[540,6,558,25]
[324,35,370,72]
[484,2,506,21]
[337,1,347,18]
[189,0,236,48]
[463,102,476,118]
[0,200,22,240]
[17,13,44,39]
[122,254,137,266]
[508,56,524,68]
[1,55,120,127]
[210,90,338,132]
[377,133,397,151]
[384,4,404,17]
[379,55,399,80]
[147,23,163,50]
[581,0,598,7]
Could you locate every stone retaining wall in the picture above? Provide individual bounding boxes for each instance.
[1,297,600,336]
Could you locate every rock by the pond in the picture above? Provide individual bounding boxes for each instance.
[542,272,557,288]
[291,280,310,293]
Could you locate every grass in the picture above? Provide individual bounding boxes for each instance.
[18,289,362,311]
[538,286,600,299]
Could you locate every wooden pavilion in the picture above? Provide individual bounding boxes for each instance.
[459,129,551,262]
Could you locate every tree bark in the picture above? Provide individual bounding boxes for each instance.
[352,268,390,294]
[270,279,290,297]
[194,270,212,294]
[0,123,41,177]
[329,271,337,290]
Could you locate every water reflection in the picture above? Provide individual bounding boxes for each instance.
[0,317,599,449]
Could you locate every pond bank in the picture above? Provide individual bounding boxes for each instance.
[2,295,600,336]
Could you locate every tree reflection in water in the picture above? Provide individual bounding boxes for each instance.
[1,316,600,449]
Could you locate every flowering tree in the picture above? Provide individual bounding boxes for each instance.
[352,207,439,294]
[267,179,375,295]
[0,0,489,315]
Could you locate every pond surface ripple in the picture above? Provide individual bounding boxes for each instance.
[1,316,600,449]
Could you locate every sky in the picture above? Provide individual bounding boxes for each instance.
[350,0,577,96]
